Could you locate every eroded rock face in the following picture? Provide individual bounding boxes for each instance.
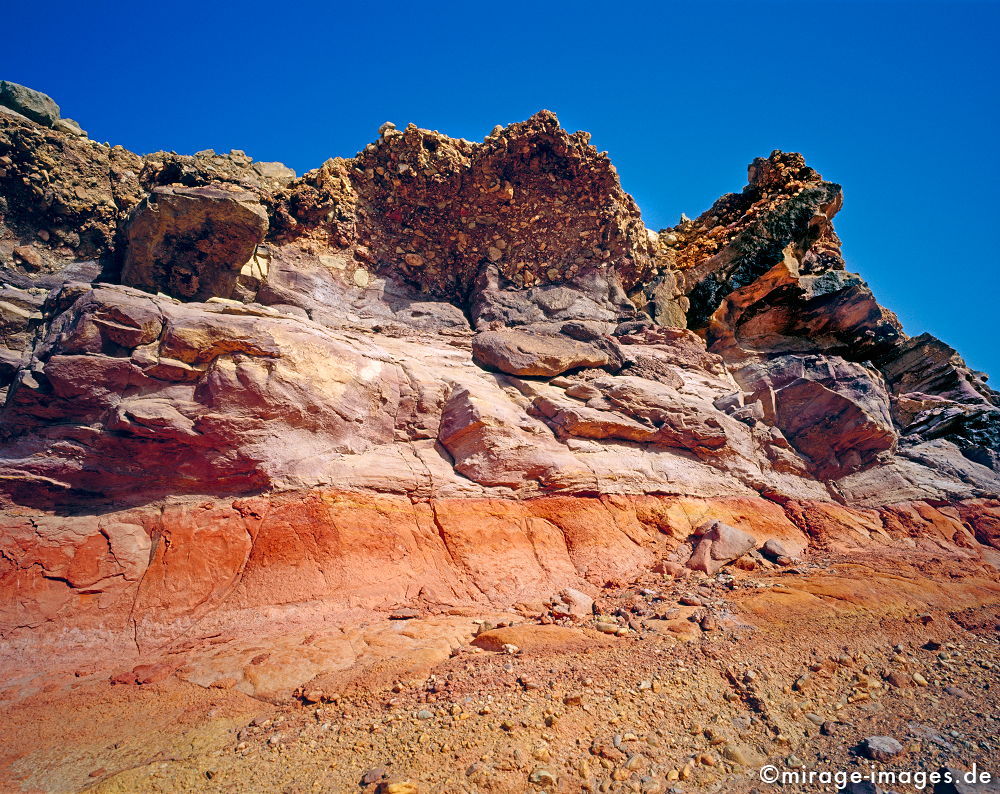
[876,333,1000,470]
[0,114,143,270]
[648,151,846,328]
[706,247,903,362]
[0,89,998,650]
[274,111,653,297]
[121,186,269,301]
[734,354,897,479]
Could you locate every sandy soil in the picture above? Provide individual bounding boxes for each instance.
[2,551,998,794]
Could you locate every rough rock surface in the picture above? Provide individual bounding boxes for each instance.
[0,86,999,793]
[0,82,60,128]
[120,186,269,301]
[471,328,613,377]
[686,520,757,574]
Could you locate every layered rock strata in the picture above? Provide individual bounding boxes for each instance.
[0,84,998,672]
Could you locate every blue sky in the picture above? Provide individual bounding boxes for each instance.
[4,0,998,377]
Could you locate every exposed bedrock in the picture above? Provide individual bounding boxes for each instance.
[0,87,999,654]
[3,491,999,662]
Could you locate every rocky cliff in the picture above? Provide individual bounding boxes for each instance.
[1,82,999,706]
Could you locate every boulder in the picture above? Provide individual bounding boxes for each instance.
[121,186,269,301]
[734,354,896,480]
[53,118,86,137]
[686,520,756,574]
[652,560,687,577]
[472,329,611,377]
[549,587,594,620]
[761,539,791,561]
[0,81,59,127]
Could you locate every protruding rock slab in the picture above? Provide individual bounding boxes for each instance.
[121,186,268,301]
[471,329,611,377]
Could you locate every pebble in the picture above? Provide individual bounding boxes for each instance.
[861,736,904,761]
[528,766,557,787]
[361,766,389,785]
[377,783,419,794]
[884,670,910,688]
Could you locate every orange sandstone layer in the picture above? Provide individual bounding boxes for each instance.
[2,492,998,664]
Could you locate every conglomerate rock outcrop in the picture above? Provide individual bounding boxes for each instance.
[0,82,998,666]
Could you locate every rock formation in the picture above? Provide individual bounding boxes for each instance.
[0,81,998,792]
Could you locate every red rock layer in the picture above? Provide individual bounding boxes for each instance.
[3,492,998,660]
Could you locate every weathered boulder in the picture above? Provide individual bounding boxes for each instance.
[121,186,269,301]
[53,117,86,137]
[735,354,896,479]
[471,329,612,377]
[0,81,59,127]
[761,538,791,562]
[686,520,756,574]
[549,587,594,620]
[860,736,903,762]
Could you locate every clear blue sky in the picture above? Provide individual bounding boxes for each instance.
[4,1,998,378]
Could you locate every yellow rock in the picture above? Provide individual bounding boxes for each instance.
[380,784,419,794]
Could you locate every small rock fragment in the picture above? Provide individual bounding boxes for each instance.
[861,736,903,762]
